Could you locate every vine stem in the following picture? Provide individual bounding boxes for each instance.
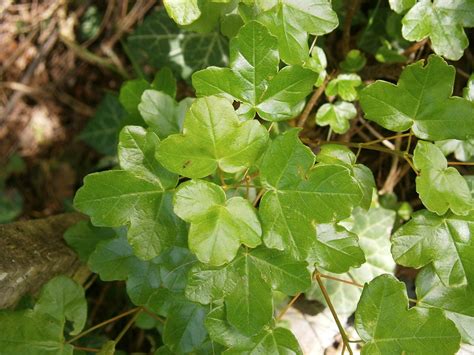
[315,273,354,355]
[114,308,143,344]
[276,293,301,321]
[74,346,99,352]
[66,307,141,344]
[448,161,474,166]
[297,76,331,128]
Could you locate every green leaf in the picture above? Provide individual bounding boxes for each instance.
[316,144,376,210]
[389,0,415,14]
[305,46,327,86]
[0,276,86,354]
[88,235,140,281]
[205,305,254,348]
[413,141,472,215]
[157,246,197,292]
[64,220,115,263]
[192,21,317,121]
[355,274,461,354]
[436,138,474,162]
[259,129,365,259]
[163,0,201,26]
[118,126,177,187]
[416,265,474,345]
[126,9,228,80]
[225,251,273,336]
[256,0,338,65]
[339,49,367,73]
[119,79,150,121]
[138,90,183,139]
[307,204,396,317]
[80,93,126,155]
[316,101,357,134]
[0,189,23,223]
[163,302,208,354]
[225,327,302,354]
[464,73,474,101]
[98,340,116,355]
[310,223,365,273]
[360,55,474,140]
[185,263,237,304]
[392,209,474,287]
[157,96,268,178]
[74,170,185,260]
[151,67,177,98]
[401,0,473,60]
[325,74,361,101]
[174,179,262,265]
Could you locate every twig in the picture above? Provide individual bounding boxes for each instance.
[342,0,362,55]
[0,24,58,123]
[315,273,353,355]
[252,188,266,207]
[114,308,143,344]
[74,346,100,353]
[276,293,301,321]
[297,76,330,127]
[66,307,141,344]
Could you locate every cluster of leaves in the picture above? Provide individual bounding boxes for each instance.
[2,1,474,354]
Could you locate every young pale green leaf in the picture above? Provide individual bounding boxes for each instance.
[360,55,474,140]
[355,274,461,354]
[464,73,474,101]
[225,327,302,355]
[325,74,362,101]
[315,101,357,134]
[157,96,268,178]
[163,0,201,26]
[64,220,115,263]
[413,141,472,215]
[305,46,327,86]
[401,0,473,60]
[307,204,396,317]
[151,67,177,98]
[315,145,376,211]
[74,170,185,260]
[389,0,415,13]
[416,265,474,345]
[259,129,364,260]
[392,209,474,287]
[192,21,317,121]
[126,9,228,80]
[311,223,365,274]
[256,0,338,65]
[174,179,262,265]
[118,126,178,186]
[340,49,367,73]
[80,93,126,155]
[436,139,474,162]
[0,276,86,354]
[138,90,191,140]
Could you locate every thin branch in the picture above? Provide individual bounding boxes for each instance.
[448,161,474,166]
[315,273,354,355]
[276,293,301,321]
[115,308,143,344]
[297,76,330,127]
[342,0,362,55]
[66,307,141,344]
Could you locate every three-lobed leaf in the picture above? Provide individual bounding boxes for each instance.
[413,141,472,215]
[360,55,474,140]
[157,96,268,178]
[355,274,461,354]
[173,179,262,265]
[392,209,474,287]
[192,21,317,121]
